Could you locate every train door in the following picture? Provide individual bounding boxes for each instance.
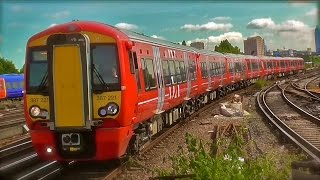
[153,46,165,114]
[47,33,92,129]
[183,52,191,100]
[219,58,224,86]
[0,78,6,99]
[205,56,212,90]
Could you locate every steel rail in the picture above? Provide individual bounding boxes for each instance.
[257,84,320,162]
[305,76,320,99]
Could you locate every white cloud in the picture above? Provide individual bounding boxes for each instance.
[151,35,166,40]
[207,32,243,43]
[277,20,309,32]
[247,18,276,29]
[180,21,233,32]
[11,5,28,13]
[306,8,318,18]
[186,32,243,50]
[49,23,57,28]
[46,11,70,19]
[249,32,261,37]
[247,18,311,32]
[250,29,315,51]
[115,23,138,30]
[289,2,310,7]
[211,16,232,23]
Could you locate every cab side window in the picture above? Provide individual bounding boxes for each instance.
[141,58,157,90]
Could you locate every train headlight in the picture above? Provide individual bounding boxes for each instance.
[98,107,107,117]
[106,103,119,115]
[98,103,119,117]
[30,106,41,117]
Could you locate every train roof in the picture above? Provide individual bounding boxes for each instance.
[196,49,225,56]
[29,21,305,61]
[118,28,198,53]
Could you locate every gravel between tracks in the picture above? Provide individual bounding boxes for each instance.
[116,87,302,180]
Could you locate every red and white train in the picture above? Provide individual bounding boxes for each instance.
[24,21,304,161]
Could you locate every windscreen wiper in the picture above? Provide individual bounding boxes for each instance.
[37,71,48,92]
[92,64,109,91]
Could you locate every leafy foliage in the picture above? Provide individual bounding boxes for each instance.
[214,39,241,54]
[155,133,303,180]
[19,64,25,73]
[254,79,268,90]
[0,57,19,74]
[182,40,187,46]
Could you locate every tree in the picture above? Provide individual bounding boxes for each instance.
[214,39,241,54]
[182,40,187,46]
[0,57,19,74]
[19,64,25,73]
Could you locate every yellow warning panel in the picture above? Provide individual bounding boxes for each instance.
[53,45,85,127]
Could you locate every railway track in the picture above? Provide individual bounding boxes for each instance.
[0,107,26,141]
[291,75,320,100]
[257,81,320,162]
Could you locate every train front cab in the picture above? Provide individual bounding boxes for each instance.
[0,78,6,100]
[25,23,136,161]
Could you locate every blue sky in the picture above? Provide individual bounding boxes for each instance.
[0,1,318,69]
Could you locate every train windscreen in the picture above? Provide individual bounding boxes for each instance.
[27,49,48,93]
[91,44,120,91]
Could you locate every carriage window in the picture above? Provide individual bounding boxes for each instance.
[162,60,171,86]
[13,82,18,89]
[235,62,242,73]
[5,82,11,90]
[169,60,177,84]
[175,61,182,83]
[141,58,157,90]
[188,60,194,80]
[192,61,197,80]
[179,61,186,82]
[229,62,233,73]
[201,62,207,78]
[20,81,24,89]
[91,44,120,91]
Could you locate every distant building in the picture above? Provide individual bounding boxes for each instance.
[190,42,205,50]
[244,36,265,56]
[266,50,273,56]
[316,25,320,55]
[264,44,267,56]
[307,48,312,55]
[273,48,316,57]
[288,49,294,57]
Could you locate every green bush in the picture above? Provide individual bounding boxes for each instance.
[254,79,268,90]
[155,133,303,180]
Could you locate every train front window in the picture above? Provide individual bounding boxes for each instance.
[27,49,48,93]
[91,44,120,91]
